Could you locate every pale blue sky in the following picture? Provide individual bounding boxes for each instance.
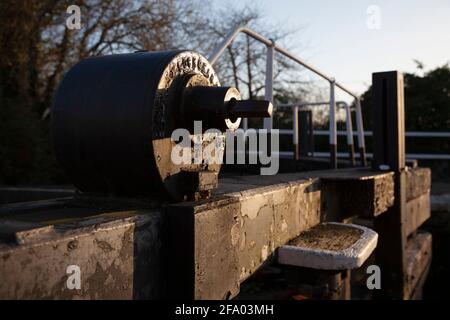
[211,0,450,101]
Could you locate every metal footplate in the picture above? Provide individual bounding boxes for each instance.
[278,222,378,270]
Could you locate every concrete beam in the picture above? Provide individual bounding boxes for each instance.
[167,168,394,299]
[0,168,397,300]
[0,202,163,299]
[276,168,395,219]
[167,178,322,299]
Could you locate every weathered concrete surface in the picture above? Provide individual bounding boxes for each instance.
[320,172,394,219]
[167,168,394,299]
[0,168,397,300]
[167,177,321,299]
[280,168,395,219]
[222,168,395,219]
[405,232,432,299]
[0,202,163,299]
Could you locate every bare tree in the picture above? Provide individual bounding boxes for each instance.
[184,4,317,107]
[0,0,320,184]
[0,0,205,184]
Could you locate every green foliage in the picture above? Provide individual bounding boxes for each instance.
[361,64,450,132]
[359,64,450,160]
[404,65,450,131]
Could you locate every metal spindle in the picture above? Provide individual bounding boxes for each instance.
[329,80,337,169]
[264,41,275,131]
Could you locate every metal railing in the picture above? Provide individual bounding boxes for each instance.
[303,130,450,161]
[209,25,367,168]
[276,101,358,165]
[276,124,450,160]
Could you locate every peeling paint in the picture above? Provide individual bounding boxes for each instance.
[240,194,268,220]
[230,223,240,246]
[261,245,269,261]
[239,232,246,250]
[281,219,288,233]
[272,189,286,206]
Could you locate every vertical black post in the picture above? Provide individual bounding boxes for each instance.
[360,148,367,167]
[299,110,313,157]
[343,102,356,167]
[348,143,356,167]
[293,106,300,160]
[308,111,314,156]
[372,71,407,299]
[329,81,338,169]
[372,71,406,171]
[329,145,337,169]
[355,98,368,167]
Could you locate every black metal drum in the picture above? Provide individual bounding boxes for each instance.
[52,50,271,200]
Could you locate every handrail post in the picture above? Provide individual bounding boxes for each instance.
[343,102,356,166]
[263,40,274,131]
[242,118,248,131]
[209,25,242,65]
[293,105,299,160]
[329,79,338,169]
[208,26,367,166]
[355,98,367,166]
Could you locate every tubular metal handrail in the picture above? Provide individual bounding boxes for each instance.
[276,101,357,165]
[311,130,450,138]
[276,127,450,160]
[209,25,367,168]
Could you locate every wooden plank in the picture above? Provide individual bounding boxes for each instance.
[299,110,314,157]
[320,173,394,219]
[406,167,431,201]
[374,171,408,299]
[293,168,395,219]
[221,168,395,219]
[405,191,431,237]
[405,232,432,299]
